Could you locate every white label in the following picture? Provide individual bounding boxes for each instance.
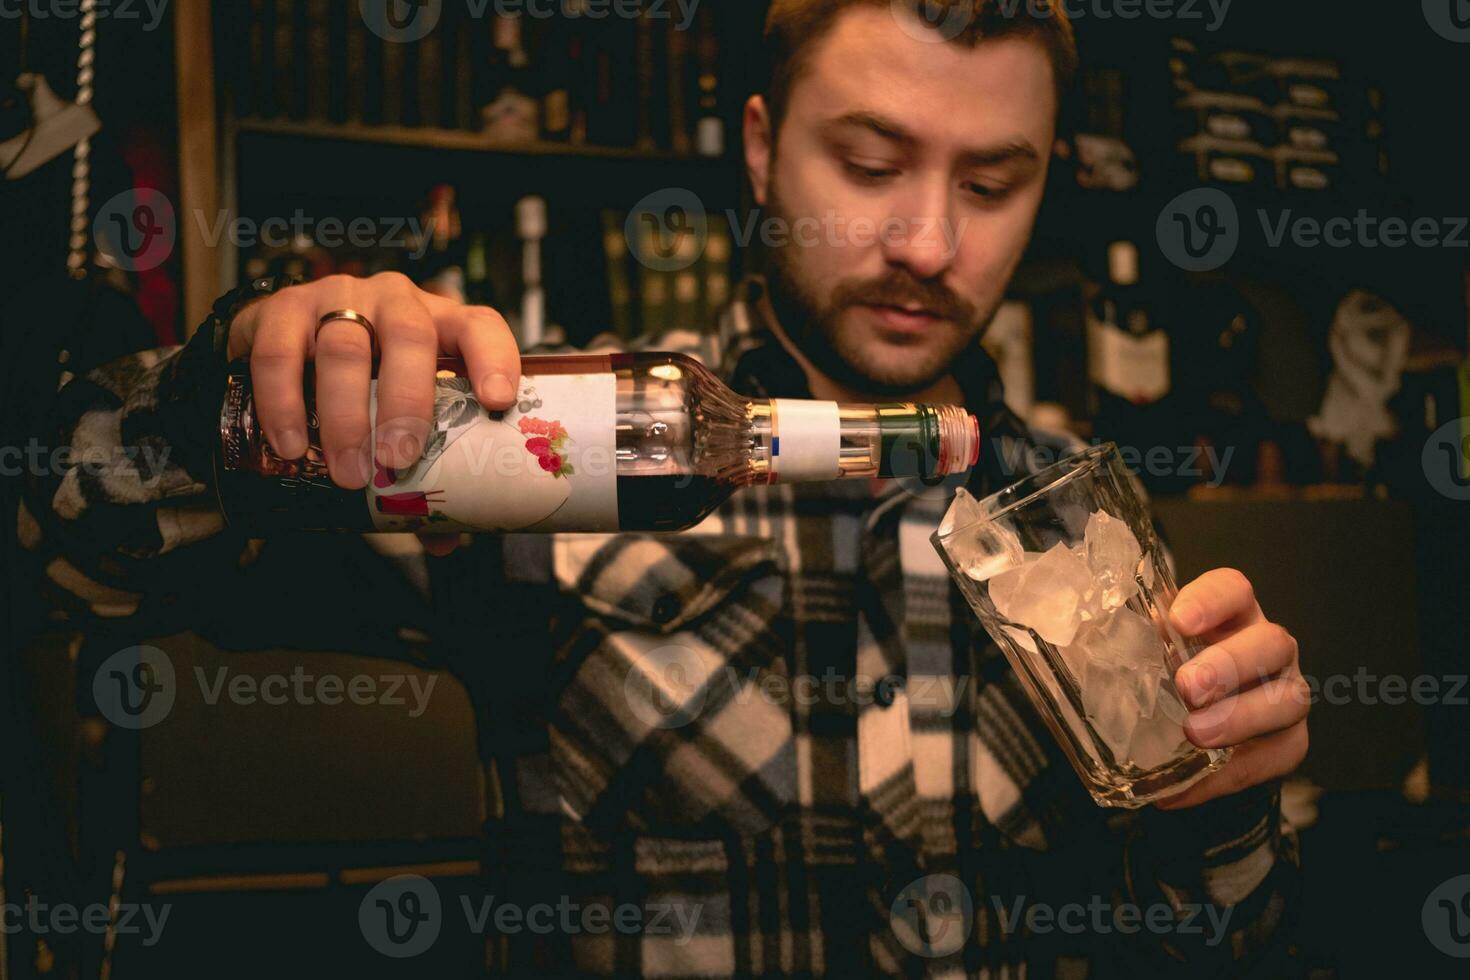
[368,373,618,533]
[1088,318,1170,404]
[770,399,841,483]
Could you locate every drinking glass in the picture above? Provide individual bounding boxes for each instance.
[932,443,1230,807]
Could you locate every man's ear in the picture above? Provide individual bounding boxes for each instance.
[743,95,773,208]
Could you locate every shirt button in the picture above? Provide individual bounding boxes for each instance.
[875,674,903,708]
[651,593,683,626]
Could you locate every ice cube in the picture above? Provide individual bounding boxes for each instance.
[988,551,1040,612]
[939,486,985,538]
[1099,606,1162,663]
[1080,661,1137,763]
[1083,510,1145,612]
[1056,625,1092,687]
[1153,673,1191,726]
[990,542,1091,647]
[1125,714,1192,771]
[960,522,1025,583]
[1131,660,1166,720]
[1066,606,1176,765]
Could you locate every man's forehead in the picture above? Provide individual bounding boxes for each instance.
[788,7,1058,147]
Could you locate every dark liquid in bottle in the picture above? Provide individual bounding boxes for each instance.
[614,473,729,532]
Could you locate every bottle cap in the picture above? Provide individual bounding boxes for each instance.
[1107,240,1139,286]
[516,196,547,239]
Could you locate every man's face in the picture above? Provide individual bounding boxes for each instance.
[746,8,1058,395]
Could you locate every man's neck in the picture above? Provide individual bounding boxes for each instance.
[761,297,967,408]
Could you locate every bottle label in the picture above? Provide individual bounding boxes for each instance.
[368,372,618,533]
[1088,317,1170,404]
[770,399,841,483]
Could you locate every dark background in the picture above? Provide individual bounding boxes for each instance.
[3,1,1469,977]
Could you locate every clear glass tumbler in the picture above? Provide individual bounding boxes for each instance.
[932,443,1230,807]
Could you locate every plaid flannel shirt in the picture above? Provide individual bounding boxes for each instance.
[20,276,1300,977]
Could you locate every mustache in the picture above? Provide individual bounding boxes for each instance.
[831,271,976,324]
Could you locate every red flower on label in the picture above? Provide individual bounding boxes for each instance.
[519,417,575,477]
[519,417,565,440]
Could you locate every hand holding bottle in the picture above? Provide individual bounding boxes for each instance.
[226,272,523,490]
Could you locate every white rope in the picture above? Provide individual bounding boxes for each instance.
[66,0,97,277]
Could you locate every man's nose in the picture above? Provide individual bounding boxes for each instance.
[877,183,956,282]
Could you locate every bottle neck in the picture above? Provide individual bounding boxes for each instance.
[745,399,979,486]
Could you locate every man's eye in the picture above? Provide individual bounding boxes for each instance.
[844,161,899,183]
[964,181,1012,202]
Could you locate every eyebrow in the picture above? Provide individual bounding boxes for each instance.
[822,111,1041,168]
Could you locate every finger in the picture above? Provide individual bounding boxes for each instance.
[1153,721,1308,810]
[420,294,522,410]
[313,316,375,489]
[1169,568,1265,640]
[245,294,314,460]
[372,291,437,469]
[1175,622,1300,710]
[228,284,303,361]
[416,532,461,557]
[1182,674,1311,748]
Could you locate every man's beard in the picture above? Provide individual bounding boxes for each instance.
[760,185,991,399]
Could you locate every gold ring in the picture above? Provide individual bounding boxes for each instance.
[316,309,378,351]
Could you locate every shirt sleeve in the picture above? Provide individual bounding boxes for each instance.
[18,330,256,629]
[1116,781,1301,974]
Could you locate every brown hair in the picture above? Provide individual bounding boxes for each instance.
[763,0,1079,137]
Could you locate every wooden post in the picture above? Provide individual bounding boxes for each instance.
[174,0,219,338]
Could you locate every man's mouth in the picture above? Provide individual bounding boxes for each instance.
[861,303,946,334]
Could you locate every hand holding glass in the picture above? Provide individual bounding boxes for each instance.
[933,444,1230,807]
